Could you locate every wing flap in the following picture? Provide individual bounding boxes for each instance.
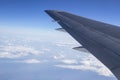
[73,46,90,53]
[56,28,66,32]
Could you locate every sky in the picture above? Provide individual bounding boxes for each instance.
[0,0,120,34]
[0,0,120,80]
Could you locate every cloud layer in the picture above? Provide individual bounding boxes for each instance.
[0,45,42,58]
[0,34,114,78]
[55,54,113,77]
[18,59,42,64]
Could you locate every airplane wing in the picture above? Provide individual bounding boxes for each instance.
[45,10,120,80]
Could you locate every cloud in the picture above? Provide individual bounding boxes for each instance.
[17,59,48,64]
[0,52,28,58]
[0,45,43,58]
[53,54,65,60]
[55,55,113,77]
[41,48,51,52]
[61,59,78,64]
[19,59,41,64]
[55,41,80,47]
[53,53,78,64]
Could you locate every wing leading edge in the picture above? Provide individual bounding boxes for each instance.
[45,10,120,80]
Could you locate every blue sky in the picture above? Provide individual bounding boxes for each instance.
[0,0,120,34]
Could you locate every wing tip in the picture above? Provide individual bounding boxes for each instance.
[44,10,64,13]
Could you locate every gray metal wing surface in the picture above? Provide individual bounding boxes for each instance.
[45,10,120,80]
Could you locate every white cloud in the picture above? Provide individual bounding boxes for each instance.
[61,59,78,64]
[55,41,80,47]
[53,54,78,64]
[0,52,28,58]
[53,54,65,60]
[41,48,51,52]
[17,59,48,64]
[19,59,41,64]
[55,55,114,77]
[0,45,43,58]
[55,43,67,47]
